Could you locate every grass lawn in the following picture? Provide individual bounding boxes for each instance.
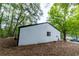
[0,38,79,56]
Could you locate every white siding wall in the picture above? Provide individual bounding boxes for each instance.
[18,23,60,46]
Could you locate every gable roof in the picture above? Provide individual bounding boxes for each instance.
[19,22,48,28]
[19,22,60,32]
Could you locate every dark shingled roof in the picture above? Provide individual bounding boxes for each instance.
[19,22,60,31]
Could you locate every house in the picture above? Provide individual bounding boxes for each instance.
[17,22,61,46]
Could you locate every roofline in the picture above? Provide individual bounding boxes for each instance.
[19,22,48,28]
[19,22,60,32]
[48,23,60,32]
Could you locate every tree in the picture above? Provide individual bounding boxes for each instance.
[0,3,43,38]
[67,19,79,40]
[66,4,79,40]
[48,3,76,41]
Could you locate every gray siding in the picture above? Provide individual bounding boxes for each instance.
[18,23,60,46]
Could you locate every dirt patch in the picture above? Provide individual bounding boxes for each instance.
[0,38,79,56]
[0,37,17,48]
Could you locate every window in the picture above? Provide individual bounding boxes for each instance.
[56,35,58,38]
[47,32,51,36]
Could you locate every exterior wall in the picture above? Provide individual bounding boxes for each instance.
[18,23,60,46]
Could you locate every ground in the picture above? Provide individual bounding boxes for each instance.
[0,38,79,56]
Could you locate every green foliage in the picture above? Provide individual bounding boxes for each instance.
[48,3,79,40]
[0,3,43,38]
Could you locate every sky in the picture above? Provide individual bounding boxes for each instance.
[2,3,53,28]
[38,3,53,23]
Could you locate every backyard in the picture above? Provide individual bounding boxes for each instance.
[0,38,79,56]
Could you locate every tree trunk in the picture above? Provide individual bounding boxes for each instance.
[0,12,3,29]
[12,10,22,36]
[75,34,78,40]
[0,21,1,29]
[63,31,66,41]
[8,11,14,36]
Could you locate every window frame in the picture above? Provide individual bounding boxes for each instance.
[47,32,51,36]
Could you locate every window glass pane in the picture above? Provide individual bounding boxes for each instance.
[47,32,51,36]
